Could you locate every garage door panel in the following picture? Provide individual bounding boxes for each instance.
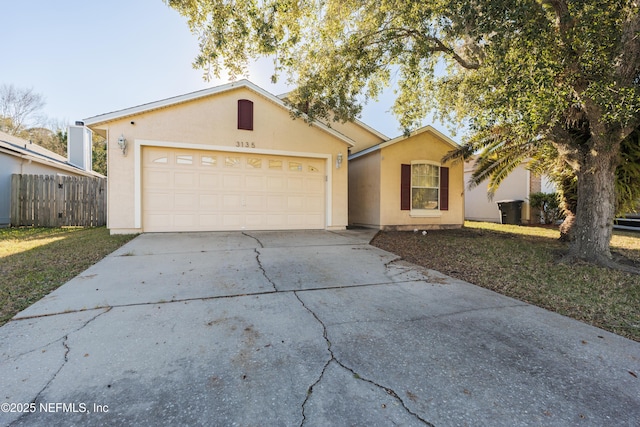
[145,214,171,228]
[287,177,304,191]
[306,177,325,192]
[142,147,326,232]
[245,214,264,227]
[245,194,264,209]
[245,175,264,190]
[267,214,286,227]
[145,170,170,186]
[174,214,197,227]
[307,196,324,211]
[287,196,304,210]
[266,195,285,210]
[266,176,285,191]
[222,214,243,227]
[174,193,197,210]
[199,173,219,188]
[223,174,243,189]
[199,194,218,209]
[222,194,242,210]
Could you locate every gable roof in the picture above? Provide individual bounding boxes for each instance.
[0,130,103,177]
[83,79,355,147]
[348,125,460,160]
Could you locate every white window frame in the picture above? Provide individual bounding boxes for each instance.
[410,160,442,217]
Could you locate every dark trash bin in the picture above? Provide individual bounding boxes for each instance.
[497,200,523,225]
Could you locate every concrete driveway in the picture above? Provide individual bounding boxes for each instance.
[1,230,639,426]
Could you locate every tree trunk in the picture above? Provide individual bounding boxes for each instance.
[559,211,575,242]
[567,138,619,264]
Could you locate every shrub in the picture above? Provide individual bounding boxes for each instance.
[529,192,562,224]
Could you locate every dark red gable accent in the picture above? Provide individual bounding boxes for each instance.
[237,99,254,130]
[440,166,449,211]
[401,164,411,210]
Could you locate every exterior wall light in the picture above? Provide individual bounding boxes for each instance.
[117,134,127,155]
[336,152,343,169]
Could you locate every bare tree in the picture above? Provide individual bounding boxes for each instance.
[0,84,46,135]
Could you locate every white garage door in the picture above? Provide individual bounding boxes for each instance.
[142,147,326,232]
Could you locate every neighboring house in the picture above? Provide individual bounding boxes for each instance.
[0,130,101,227]
[84,80,381,234]
[464,157,555,224]
[348,126,465,230]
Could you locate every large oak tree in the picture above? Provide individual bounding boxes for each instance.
[167,0,640,266]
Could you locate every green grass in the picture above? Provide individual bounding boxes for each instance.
[0,227,136,326]
[371,221,640,342]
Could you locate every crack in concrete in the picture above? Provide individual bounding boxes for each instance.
[253,248,278,291]
[10,308,111,426]
[242,232,264,248]
[293,291,433,426]
[6,308,111,361]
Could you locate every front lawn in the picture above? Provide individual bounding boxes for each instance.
[0,227,136,326]
[371,221,640,342]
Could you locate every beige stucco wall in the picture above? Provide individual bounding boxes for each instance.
[326,120,386,154]
[349,129,464,230]
[464,162,532,223]
[92,87,350,233]
[348,150,381,227]
[379,131,464,229]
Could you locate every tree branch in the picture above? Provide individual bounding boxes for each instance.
[355,27,480,70]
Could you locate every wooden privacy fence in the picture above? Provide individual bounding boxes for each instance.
[11,174,107,227]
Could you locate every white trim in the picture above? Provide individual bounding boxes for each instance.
[84,80,354,148]
[410,211,443,218]
[133,139,334,230]
[409,160,442,215]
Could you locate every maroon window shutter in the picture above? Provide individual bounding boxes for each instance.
[440,166,449,211]
[237,99,254,130]
[401,164,411,210]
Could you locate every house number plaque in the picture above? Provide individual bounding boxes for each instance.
[236,141,256,148]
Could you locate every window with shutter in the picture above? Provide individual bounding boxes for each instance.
[440,167,449,211]
[401,162,449,214]
[401,164,411,210]
[237,99,254,130]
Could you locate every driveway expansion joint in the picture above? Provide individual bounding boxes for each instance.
[293,291,433,426]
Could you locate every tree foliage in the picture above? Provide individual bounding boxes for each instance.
[0,84,46,135]
[167,0,640,267]
[1,84,106,175]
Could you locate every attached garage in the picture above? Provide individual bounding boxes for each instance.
[83,80,355,234]
[142,147,326,232]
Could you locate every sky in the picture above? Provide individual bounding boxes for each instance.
[2,0,452,140]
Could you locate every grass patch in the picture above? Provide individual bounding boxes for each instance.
[0,227,136,326]
[371,221,640,342]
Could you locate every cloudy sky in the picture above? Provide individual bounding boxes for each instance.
[3,0,455,140]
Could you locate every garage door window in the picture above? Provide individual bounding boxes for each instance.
[176,155,193,165]
[269,160,282,170]
[225,156,240,167]
[247,158,262,168]
[289,161,302,171]
[201,156,216,166]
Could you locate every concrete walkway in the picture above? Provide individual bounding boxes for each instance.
[1,230,639,426]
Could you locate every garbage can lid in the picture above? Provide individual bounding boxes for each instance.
[496,199,524,204]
